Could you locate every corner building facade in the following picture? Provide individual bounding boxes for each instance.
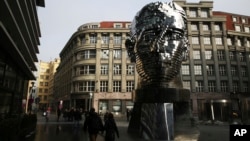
[55,21,137,115]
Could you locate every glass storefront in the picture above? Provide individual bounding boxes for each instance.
[99,100,108,115]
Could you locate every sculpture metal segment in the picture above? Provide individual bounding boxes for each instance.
[126,1,189,88]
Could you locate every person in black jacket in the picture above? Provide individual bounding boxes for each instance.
[83,108,104,141]
[104,113,119,141]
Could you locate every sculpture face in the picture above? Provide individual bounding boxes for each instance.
[126,2,189,87]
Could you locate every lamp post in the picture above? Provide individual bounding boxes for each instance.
[89,92,93,111]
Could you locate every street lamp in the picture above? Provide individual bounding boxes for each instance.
[89,92,93,111]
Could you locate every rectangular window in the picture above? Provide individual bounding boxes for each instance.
[44,89,48,93]
[78,81,95,92]
[194,65,202,75]
[207,65,214,76]
[241,66,247,77]
[40,82,43,86]
[80,65,96,75]
[81,50,96,59]
[232,17,237,22]
[195,81,203,92]
[242,18,246,23]
[91,25,98,28]
[205,50,212,59]
[114,23,122,28]
[208,81,216,92]
[227,38,232,46]
[247,40,250,47]
[231,65,237,76]
[102,34,110,44]
[181,65,190,75]
[114,34,122,44]
[101,50,109,59]
[239,52,245,62]
[100,81,108,92]
[183,81,191,90]
[126,64,135,75]
[126,81,135,92]
[244,27,250,33]
[201,9,208,17]
[229,51,236,60]
[113,49,122,59]
[204,37,211,45]
[217,50,225,60]
[203,23,210,31]
[237,38,244,46]
[235,25,241,32]
[219,65,227,76]
[191,23,198,31]
[101,64,108,75]
[192,37,199,44]
[189,9,197,17]
[81,35,86,44]
[232,81,239,92]
[221,81,228,92]
[214,23,221,31]
[113,81,121,92]
[113,64,121,75]
[215,37,223,45]
[193,50,201,59]
[243,82,248,92]
[89,34,97,44]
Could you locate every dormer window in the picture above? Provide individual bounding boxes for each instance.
[91,25,98,28]
[232,16,238,22]
[126,23,131,28]
[114,23,122,28]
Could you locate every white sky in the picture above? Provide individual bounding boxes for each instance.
[37,0,250,62]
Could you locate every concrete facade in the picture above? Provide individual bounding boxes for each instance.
[175,0,250,123]
[54,21,137,115]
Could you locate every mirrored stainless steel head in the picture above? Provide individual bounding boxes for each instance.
[126,1,189,87]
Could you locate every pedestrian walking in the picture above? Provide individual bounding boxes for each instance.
[104,111,109,122]
[73,108,82,127]
[126,108,130,121]
[57,107,61,122]
[63,108,68,121]
[103,113,119,141]
[83,108,104,141]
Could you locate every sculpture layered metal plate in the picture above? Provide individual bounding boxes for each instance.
[126,1,189,87]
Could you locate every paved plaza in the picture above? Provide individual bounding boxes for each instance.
[24,113,230,141]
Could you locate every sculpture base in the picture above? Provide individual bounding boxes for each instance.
[128,88,200,141]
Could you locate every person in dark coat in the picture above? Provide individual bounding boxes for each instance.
[83,108,104,141]
[57,107,61,122]
[73,108,81,127]
[103,113,119,141]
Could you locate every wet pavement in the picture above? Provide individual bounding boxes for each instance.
[25,113,142,141]
[24,113,230,141]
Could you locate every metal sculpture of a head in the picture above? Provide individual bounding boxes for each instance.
[126,1,189,88]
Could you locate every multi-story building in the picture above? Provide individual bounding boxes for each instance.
[54,0,250,122]
[0,0,44,116]
[55,21,137,115]
[36,58,60,111]
[175,0,250,123]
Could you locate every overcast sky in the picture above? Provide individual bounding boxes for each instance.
[37,0,250,62]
